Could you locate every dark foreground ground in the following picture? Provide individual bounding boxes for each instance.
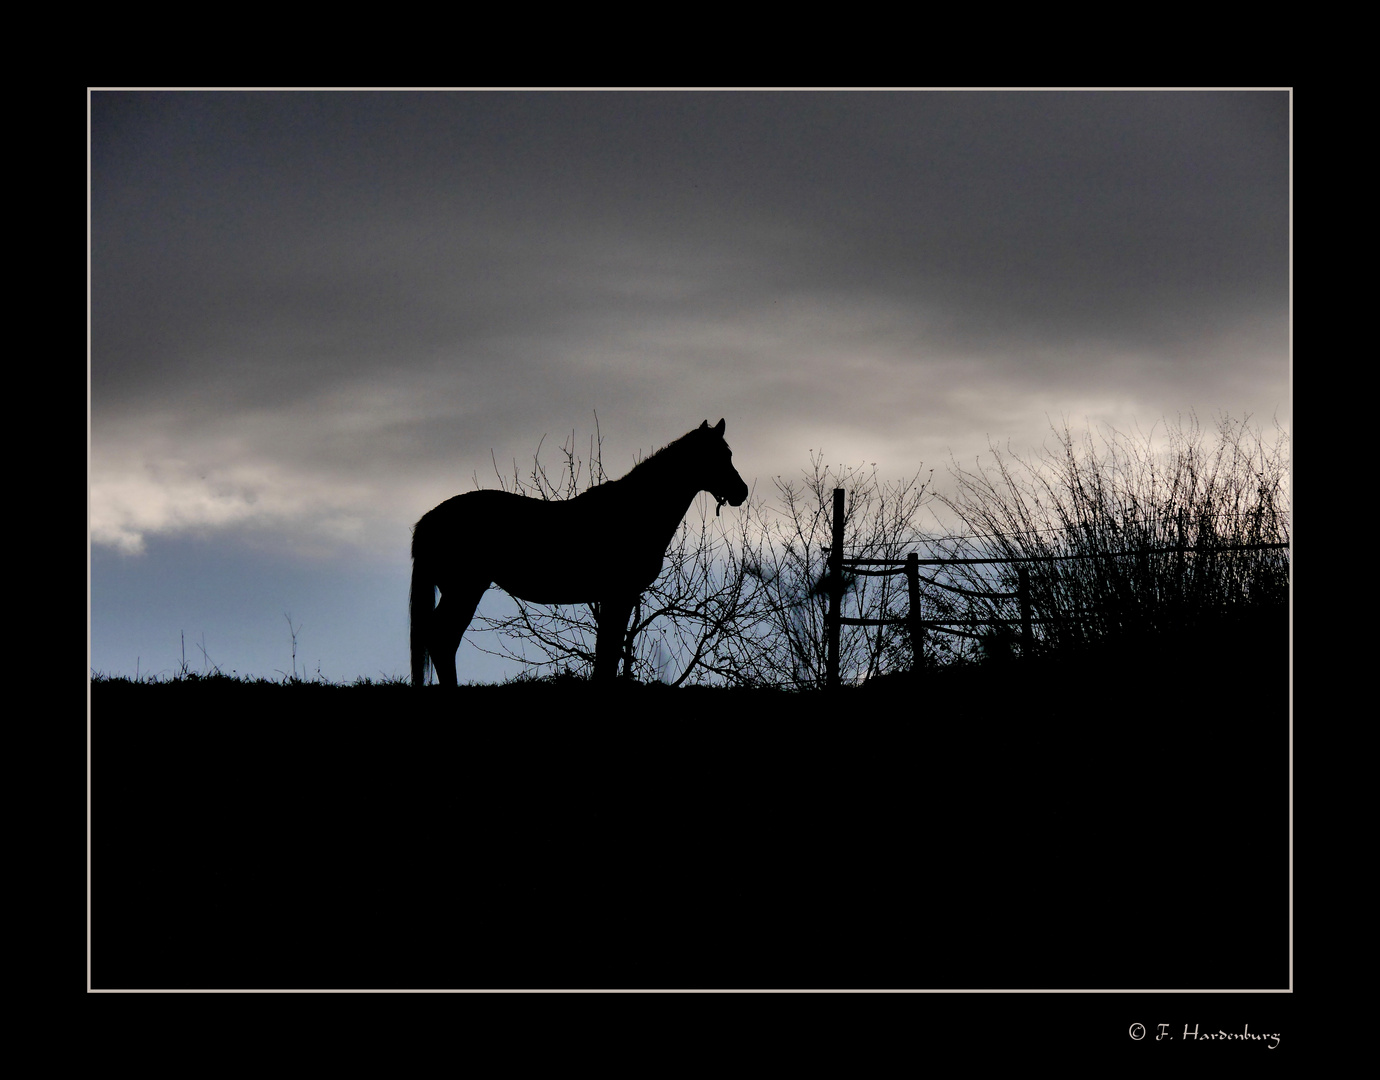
[92,634,1289,990]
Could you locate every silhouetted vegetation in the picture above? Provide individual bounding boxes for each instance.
[928,412,1289,660]
[464,413,1288,686]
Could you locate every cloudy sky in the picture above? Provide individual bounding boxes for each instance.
[89,89,1290,684]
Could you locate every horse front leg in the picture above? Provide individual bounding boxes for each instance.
[593,595,636,683]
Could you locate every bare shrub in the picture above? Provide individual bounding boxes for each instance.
[721,453,934,688]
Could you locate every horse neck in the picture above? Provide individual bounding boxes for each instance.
[619,452,703,534]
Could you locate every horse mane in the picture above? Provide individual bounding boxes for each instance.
[618,425,725,486]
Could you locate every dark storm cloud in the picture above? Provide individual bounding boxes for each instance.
[92,90,1286,391]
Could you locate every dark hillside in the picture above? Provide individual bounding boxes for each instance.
[92,628,1288,990]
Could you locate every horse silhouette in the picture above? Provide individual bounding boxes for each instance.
[411,419,749,687]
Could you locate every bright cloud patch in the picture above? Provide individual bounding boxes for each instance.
[89,447,373,557]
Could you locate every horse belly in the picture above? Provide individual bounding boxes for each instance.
[487,535,663,604]
[492,554,663,605]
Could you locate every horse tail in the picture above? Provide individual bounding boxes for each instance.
[410,520,434,689]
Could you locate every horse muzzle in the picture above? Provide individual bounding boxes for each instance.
[714,480,750,515]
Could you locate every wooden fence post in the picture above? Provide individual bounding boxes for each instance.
[827,488,844,689]
[1019,566,1033,658]
[906,551,922,673]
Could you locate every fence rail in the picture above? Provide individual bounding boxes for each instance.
[822,487,1289,688]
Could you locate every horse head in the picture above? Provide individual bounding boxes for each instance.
[697,418,750,515]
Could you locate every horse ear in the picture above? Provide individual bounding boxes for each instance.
[714,418,725,436]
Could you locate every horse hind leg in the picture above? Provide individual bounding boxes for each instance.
[593,595,637,683]
[429,579,488,689]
